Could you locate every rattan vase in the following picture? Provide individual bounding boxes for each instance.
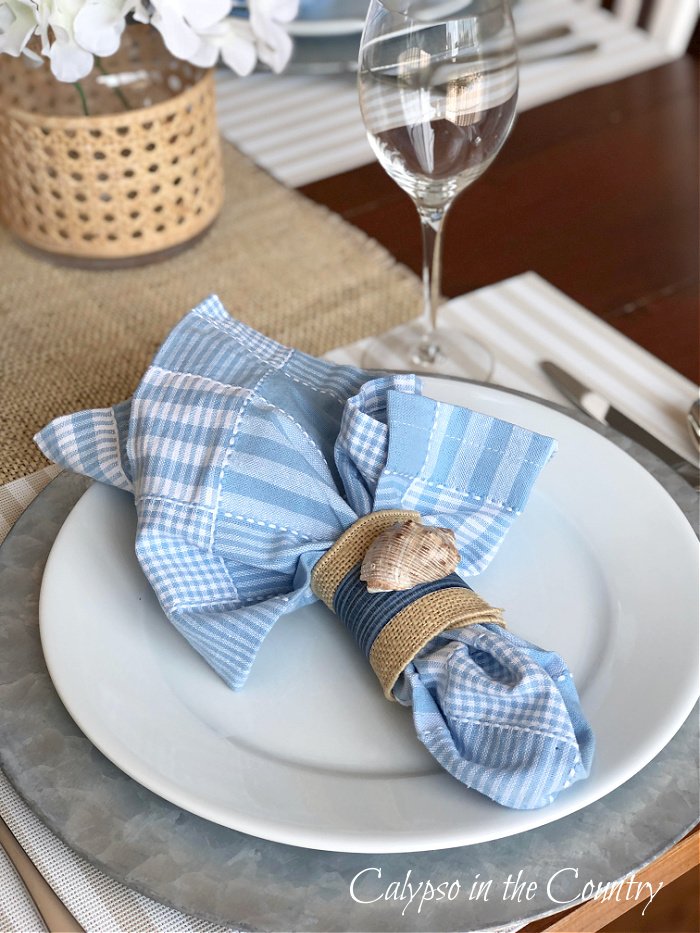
[0,27,224,266]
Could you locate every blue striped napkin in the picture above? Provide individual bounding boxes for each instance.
[36,296,593,809]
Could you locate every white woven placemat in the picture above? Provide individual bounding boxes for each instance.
[327,272,698,461]
[0,272,696,931]
[216,0,675,186]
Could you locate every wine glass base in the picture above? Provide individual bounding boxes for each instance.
[361,325,494,383]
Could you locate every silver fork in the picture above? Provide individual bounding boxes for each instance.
[0,814,84,932]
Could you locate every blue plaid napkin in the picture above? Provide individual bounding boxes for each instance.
[36,296,593,809]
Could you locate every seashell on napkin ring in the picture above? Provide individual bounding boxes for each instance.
[311,510,505,699]
[361,519,461,593]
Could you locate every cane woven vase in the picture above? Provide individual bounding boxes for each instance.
[0,27,224,266]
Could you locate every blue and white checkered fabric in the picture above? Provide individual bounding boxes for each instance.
[36,295,594,809]
[394,626,594,808]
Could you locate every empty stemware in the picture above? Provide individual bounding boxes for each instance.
[358,0,519,378]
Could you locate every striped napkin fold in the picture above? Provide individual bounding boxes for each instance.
[35,296,594,810]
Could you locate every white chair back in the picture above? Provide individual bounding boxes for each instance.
[578,0,698,56]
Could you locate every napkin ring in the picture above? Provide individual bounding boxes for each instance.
[311,511,505,699]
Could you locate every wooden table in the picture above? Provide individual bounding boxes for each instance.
[301,57,699,933]
[302,58,699,384]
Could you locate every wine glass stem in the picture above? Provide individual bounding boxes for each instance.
[417,203,450,365]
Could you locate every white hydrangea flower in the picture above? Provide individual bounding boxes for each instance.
[248,0,297,73]
[186,15,258,76]
[149,0,298,77]
[0,0,301,81]
[0,0,38,57]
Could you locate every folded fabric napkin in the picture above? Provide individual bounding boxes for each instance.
[36,296,593,809]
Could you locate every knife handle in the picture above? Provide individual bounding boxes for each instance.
[0,815,84,933]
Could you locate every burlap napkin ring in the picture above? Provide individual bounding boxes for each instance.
[311,510,505,699]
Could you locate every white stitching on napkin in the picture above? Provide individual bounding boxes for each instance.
[194,308,354,406]
[422,719,577,744]
[135,495,213,513]
[283,371,352,406]
[249,394,331,474]
[391,419,549,464]
[210,371,269,566]
[382,471,519,512]
[192,309,290,366]
[222,513,314,540]
[174,599,242,612]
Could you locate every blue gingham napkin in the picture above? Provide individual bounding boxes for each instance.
[36,296,593,809]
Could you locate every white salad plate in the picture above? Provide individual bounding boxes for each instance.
[39,380,699,853]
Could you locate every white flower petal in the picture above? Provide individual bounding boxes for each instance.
[131,1,150,24]
[249,11,293,72]
[21,45,44,64]
[151,4,201,60]
[49,33,94,82]
[0,0,38,57]
[50,0,92,29]
[33,1,51,55]
[188,37,220,68]
[184,0,232,32]
[74,0,128,57]
[220,27,256,75]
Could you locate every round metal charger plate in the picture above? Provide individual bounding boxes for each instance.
[0,396,697,932]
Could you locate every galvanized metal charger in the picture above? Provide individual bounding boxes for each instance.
[0,395,697,933]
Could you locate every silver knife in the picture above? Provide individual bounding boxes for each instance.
[285,24,584,76]
[540,360,700,489]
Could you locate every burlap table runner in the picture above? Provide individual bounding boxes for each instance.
[0,143,421,484]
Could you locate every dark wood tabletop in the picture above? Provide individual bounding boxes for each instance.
[301,57,699,384]
[300,57,700,932]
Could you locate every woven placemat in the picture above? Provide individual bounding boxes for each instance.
[0,142,420,484]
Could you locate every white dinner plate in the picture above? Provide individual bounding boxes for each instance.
[285,1,512,38]
[39,381,699,853]
[287,1,369,37]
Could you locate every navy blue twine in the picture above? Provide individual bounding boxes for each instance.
[333,566,473,660]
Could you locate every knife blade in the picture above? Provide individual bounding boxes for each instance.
[540,361,700,489]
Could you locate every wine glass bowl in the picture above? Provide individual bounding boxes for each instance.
[358,0,518,377]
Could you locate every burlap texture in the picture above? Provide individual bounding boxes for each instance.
[311,509,420,608]
[369,588,505,699]
[0,143,421,484]
[311,509,505,699]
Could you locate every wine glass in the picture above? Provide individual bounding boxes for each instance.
[358,0,518,378]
